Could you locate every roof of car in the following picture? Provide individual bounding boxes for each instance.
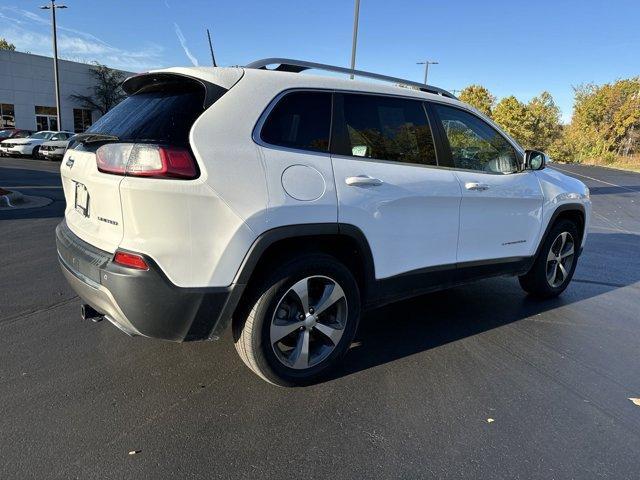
[127,62,524,153]
[139,64,465,107]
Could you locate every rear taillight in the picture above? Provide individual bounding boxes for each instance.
[96,143,197,179]
[113,251,149,270]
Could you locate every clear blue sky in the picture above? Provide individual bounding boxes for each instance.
[1,0,639,122]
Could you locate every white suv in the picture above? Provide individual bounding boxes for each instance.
[56,59,591,386]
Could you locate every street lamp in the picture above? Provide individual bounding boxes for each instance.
[417,60,438,85]
[40,0,67,131]
[349,0,360,80]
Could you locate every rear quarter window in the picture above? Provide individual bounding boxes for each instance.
[260,91,332,152]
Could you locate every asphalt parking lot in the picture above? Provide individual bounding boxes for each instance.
[1,156,639,479]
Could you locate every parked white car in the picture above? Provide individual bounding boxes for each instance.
[56,59,591,386]
[2,130,73,158]
[39,136,74,160]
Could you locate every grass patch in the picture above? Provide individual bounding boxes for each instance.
[577,155,640,173]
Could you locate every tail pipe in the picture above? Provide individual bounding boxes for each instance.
[81,304,104,323]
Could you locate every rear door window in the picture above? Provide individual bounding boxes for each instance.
[85,83,205,146]
[260,91,332,152]
[332,93,437,166]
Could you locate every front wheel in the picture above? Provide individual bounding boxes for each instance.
[233,254,361,387]
[519,219,580,298]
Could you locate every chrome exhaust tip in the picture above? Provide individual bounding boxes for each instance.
[81,304,104,322]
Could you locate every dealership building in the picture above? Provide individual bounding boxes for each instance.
[0,50,133,133]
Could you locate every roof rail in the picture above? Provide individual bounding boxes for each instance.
[245,58,457,99]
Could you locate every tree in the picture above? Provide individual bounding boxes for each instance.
[563,78,640,162]
[0,38,16,51]
[459,85,495,117]
[70,62,126,115]
[492,96,533,147]
[526,91,562,151]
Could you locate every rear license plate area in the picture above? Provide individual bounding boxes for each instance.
[74,181,90,217]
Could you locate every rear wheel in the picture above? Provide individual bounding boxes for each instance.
[519,219,579,298]
[233,254,360,387]
[31,146,40,158]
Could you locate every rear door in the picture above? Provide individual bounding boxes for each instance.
[330,92,461,280]
[429,103,544,263]
[61,77,212,253]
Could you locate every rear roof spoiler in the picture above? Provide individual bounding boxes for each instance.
[122,72,226,108]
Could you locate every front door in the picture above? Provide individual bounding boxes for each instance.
[331,93,461,281]
[36,115,57,131]
[430,103,544,264]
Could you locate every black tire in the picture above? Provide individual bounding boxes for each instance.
[31,146,40,158]
[519,219,580,298]
[233,253,361,387]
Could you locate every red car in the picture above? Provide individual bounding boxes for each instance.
[0,128,34,139]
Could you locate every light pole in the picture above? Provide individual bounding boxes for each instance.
[40,0,67,131]
[349,0,360,79]
[417,60,438,85]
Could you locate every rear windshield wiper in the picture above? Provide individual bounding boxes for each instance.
[72,133,120,145]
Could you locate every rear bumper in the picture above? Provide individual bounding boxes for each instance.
[56,220,240,341]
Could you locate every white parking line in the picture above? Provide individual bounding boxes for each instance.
[551,166,638,193]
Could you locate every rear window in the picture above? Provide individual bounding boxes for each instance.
[85,83,205,146]
[260,91,332,152]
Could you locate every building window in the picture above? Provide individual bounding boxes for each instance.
[35,106,58,131]
[73,108,93,133]
[1,103,15,128]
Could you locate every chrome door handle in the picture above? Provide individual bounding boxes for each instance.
[345,175,383,187]
[465,182,490,191]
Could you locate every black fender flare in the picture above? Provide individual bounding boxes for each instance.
[232,223,375,286]
[533,203,586,262]
[208,223,376,338]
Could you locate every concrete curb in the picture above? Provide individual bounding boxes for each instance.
[0,189,52,210]
[0,190,24,207]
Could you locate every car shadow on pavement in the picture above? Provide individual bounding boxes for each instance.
[328,232,640,382]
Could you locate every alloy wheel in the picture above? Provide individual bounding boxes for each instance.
[546,232,575,288]
[270,275,348,370]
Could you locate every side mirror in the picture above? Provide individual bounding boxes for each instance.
[525,150,547,170]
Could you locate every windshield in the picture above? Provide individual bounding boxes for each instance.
[85,84,205,146]
[0,129,13,139]
[30,132,54,140]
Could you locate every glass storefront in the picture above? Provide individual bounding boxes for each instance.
[35,106,58,131]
